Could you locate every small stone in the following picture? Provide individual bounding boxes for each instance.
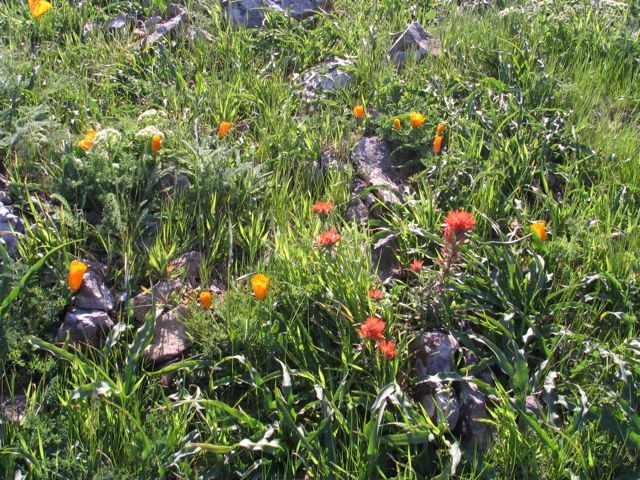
[158,171,191,196]
[131,279,183,323]
[146,5,189,44]
[145,305,191,363]
[411,331,459,376]
[58,309,114,345]
[371,234,399,282]
[167,251,201,284]
[1,394,27,424]
[346,198,369,224]
[389,22,441,65]
[74,269,114,311]
[0,204,25,257]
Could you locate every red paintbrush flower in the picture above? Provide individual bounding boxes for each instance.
[368,289,384,301]
[357,316,386,341]
[377,339,397,359]
[316,228,341,247]
[409,259,424,272]
[312,202,335,215]
[443,210,475,242]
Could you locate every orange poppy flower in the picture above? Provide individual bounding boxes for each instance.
[531,221,546,241]
[409,112,425,128]
[78,139,93,152]
[393,117,401,131]
[68,260,88,292]
[436,123,445,135]
[28,0,52,19]
[218,121,231,138]
[433,135,443,154]
[85,129,97,141]
[353,105,365,119]
[251,274,270,300]
[151,134,163,152]
[199,290,212,309]
[377,339,397,359]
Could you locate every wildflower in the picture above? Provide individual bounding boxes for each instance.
[316,228,342,247]
[312,201,335,215]
[443,210,476,242]
[151,134,163,152]
[393,117,401,132]
[436,123,446,134]
[78,139,93,152]
[199,290,212,309]
[85,129,97,141]
[251,274,270,300]
[218,121,231,139]
[409,259,424,272]
[368,289,384,301]
[28,0,52,19]
[433,135,443,154]
[353,105,365,119]
[357,316,385,341]
[377,339,397,359]
[68,260,88,292]
[409,112,425,128]
[531,221,546,241]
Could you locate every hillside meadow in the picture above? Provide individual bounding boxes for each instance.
[0,0,639,478]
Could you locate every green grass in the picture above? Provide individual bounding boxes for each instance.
[1,0,639,478]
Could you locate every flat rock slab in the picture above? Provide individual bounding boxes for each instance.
[132,279,183,323]
[74,269,115,311]
[58,308,114,345]
[351,136,408,204]
[389,21,440,65]
[167,251,201,284]
[145,305,191,363]
[223,0,331,28]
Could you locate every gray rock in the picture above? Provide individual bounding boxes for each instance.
[434,385,460,430]
[222,0,331,28]
[351,136,408,204]
[132,279,183,323]
[300,58,353,99]
[74,269,115,311]
[371,234,399,282]
[389,22,440,65]
[58,308,114,345]
[144,16,164,32]
[145,305,191,363]
[167,251,201,284]
[1,394,27,424]
[457,381,491,447]
[0,204,25,257]
[158,171,191,196]
[346,198,369,224]
[525,394,543,416]
[108,13,133,31]
[411,331,459,377]
[0,191,10,205]
[146,4,189,44]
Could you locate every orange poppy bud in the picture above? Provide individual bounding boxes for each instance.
[151,134,163,152]
[251,274,270,300]
[28,0,52,19]
[436,123,445,134]
[433,135,443,154]
[199,290,212,309]
[409,112,425,128]
[68,260,88,292]
[353,105,365,119]
[218,121,231,138]
[78,139,93,151]
[393,118,401,131]
[531,221,546,241]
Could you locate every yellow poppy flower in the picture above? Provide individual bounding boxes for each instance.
[151,134,163,152]
[218,121,231,138]
[393,118,401,131]
[531,221,546,241]
[199,290,212,309]
[409,112,425,128]
[78,139,93,151]
[353,105,365,119]
[28,0,52,19]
